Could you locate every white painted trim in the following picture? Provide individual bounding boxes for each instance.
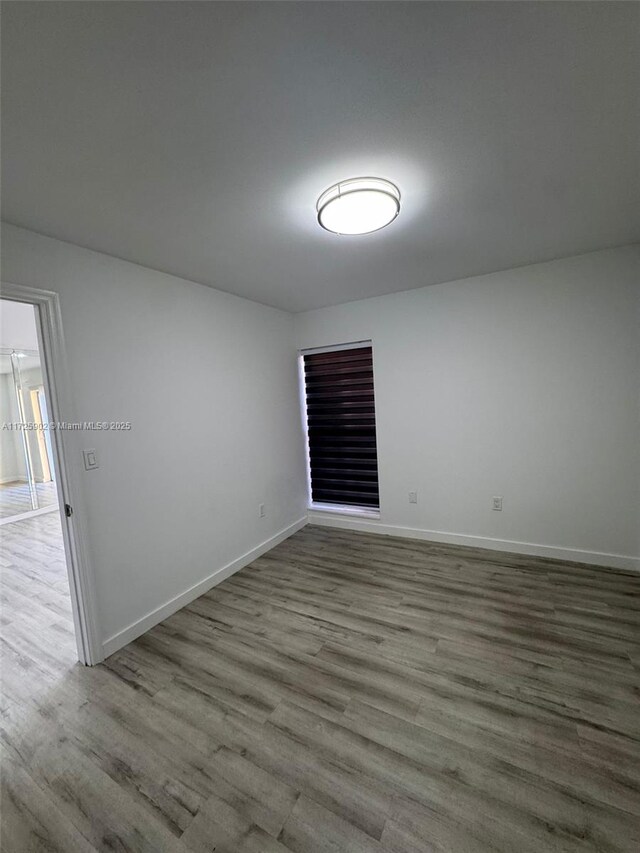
[1,283,103,664]
[299,339,372,356]
[102,515,308,659]
[0,476,27,485]
[0,504,58,526]
[307,511,640,573]
[297,353,313,508]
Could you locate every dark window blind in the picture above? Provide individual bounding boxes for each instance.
[303,346,379,508]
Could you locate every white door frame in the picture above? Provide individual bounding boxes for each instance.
[1,283,102,665]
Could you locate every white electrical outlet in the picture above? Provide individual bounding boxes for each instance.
[259,503,266,518]
[409,491,418,504]
[492,496,503,511]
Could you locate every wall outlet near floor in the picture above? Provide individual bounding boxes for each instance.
[408,490,418,504]
[492,496,503,511]
[258,503,266,518]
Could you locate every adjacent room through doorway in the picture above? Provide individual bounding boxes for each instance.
[0,299,78,681]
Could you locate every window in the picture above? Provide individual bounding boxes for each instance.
[301,343,380,511]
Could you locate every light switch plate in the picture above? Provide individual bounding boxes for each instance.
[83,449,99,470]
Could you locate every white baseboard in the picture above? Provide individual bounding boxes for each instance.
[102,516,308,659]
[307,511,640,573]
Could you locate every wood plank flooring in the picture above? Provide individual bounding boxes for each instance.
[0,511,76,680]
[0,480,58,520]
[1,524,639,852]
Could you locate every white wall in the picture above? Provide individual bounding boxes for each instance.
[295,247,640,569]
[0,298,39,350]
[0,300,39,483]
[1,223,307,654]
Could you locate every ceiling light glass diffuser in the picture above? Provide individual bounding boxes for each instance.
[317,177,400,235]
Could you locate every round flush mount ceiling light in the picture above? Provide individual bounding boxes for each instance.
[316,177,400,235]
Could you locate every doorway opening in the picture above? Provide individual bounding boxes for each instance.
[0,289,100,669]
[0,299,78,677]
[1,340,58,521]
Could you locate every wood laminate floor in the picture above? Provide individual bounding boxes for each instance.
[0,480,58,520]
[1,524,639,852]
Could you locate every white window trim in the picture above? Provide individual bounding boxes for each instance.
[299,340,372,356]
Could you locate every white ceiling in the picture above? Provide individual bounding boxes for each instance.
[2,2,638,313]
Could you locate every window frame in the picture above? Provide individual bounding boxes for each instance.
[298,340,381,518]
